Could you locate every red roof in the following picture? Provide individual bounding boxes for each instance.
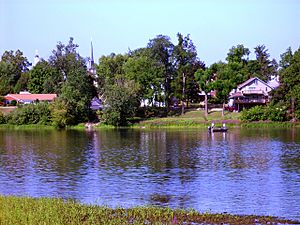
[5,94,57,102]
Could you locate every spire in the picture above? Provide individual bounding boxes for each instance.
[33,50,40,67]
[90,40,94,66]
[89,39,95,75]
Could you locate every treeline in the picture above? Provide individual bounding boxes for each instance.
[0,34,299,127]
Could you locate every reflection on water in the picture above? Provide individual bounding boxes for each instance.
[0,128,299,220]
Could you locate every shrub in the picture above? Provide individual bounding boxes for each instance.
[7,102,51,125]
[10,100,17,106]
[50,99,74,128]
[241,106,265,122]
[0,111,6,124]
[241,105,287,122]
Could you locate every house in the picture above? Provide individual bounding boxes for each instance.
[228,77,279,111]
[4,92,57,105]
[90,96,102,110]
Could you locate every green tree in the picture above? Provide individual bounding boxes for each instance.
[102,80,140,126]
[49,37,96,125]
[96,53,128,97]
[226,44,250,64]
[0,50,31,95]
[195,63,219,118]
[272,47,300,120]
[14,71,29,93]
[28,60,59,93]
[147,35,174,110]
[173,33,203,114]
[124,48,164,106]
[253,45,278,81]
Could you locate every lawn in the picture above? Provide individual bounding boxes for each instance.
[136,109,241,128]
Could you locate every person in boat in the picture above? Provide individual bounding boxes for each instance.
[208,122,215,132]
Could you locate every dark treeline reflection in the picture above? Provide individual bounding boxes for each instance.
[0,128,299,220]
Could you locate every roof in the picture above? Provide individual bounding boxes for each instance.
[267,79,280,89]
[238,77,274,90]
[229,92,244,99]
[5,93,57,102]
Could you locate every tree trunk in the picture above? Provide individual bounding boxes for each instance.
[204,93,208,118]
[222,102,225,117]
[181,72,186,115]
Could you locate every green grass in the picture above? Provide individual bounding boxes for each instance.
[134,110,241,128]
[0,196,298,225]
[0,124,55,130]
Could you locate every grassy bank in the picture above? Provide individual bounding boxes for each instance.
[0,196,298,225]
[130,110,241,128]
[1,109,299,129]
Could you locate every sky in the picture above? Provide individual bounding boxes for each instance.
[1,0,299,66]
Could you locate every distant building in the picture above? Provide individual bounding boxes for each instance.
[88,41,96,75]
[4,92,57,105]
[229,77,279,111]
[90,96,102,111]
[33,50,40,67]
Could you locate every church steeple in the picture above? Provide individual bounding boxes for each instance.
[33,50,40,67]
[89,39,95,75]
[90,40,94,67]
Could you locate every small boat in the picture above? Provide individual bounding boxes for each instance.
[208,127,228,133]
[208,123,228,133]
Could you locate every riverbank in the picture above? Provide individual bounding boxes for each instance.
[0,110,299,130]
[0,196,298,225]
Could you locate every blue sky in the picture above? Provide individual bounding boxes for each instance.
[1,0,299,66]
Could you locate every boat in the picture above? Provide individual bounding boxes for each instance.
[208,123,228,133]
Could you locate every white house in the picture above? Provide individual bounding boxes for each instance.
[229,77,279,111]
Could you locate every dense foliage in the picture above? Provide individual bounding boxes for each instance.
[241,105,287,122]
[6,103,51,125]
[271,47,300,120]
[0,34,299,127]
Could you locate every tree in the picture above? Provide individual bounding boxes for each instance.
[0,50,31,94]
[49,37,96,125]
[96,53,128,98]
[14,71,29,93]
[195,63,219,118]
[173,33,203,114]
[147,35,174,110]
[28,60,59,94]
[253,45,278,81]
[102,80,140,126]
[124,48,165,106]
[226,44,250,64]
[272,47,300,120]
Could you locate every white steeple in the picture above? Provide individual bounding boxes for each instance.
[33,50,40,67]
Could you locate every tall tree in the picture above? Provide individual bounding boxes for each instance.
[0,50,31,94]
[96,53,128,98]
[49,37,96,125]
[195,63,219,118]
[173,33,203,114]
[253,45,278,81]
[272,47,300,120]
[226,44,250,65]
[147,35,174,110]
[124,49,164,106]
[28,60,59,93]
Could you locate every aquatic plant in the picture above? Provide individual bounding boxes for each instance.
[0,196,298,225]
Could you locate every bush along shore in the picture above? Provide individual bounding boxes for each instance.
[1,105,299,130]
[0,196,299,225]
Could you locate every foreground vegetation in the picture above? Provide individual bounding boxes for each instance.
[0,196,298,225]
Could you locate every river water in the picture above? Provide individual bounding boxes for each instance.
[0,128,299,220]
